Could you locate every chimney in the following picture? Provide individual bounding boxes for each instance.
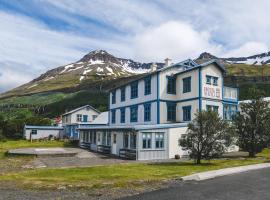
[150,63,157,72]
[164,58,172,67]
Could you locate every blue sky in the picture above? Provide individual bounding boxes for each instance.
[0,0,270,92]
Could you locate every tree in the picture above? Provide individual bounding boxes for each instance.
[234,87,270,157]
[180,110,234,164]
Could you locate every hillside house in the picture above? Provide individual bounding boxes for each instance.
[78,59,238,160]
[62,105,100,140]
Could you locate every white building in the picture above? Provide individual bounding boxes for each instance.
[62,105,100,140]
[24,125,64,140]
[78,59,238,160]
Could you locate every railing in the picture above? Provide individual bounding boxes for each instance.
[97,145,111,154]
[119,148,137,160]
[223,87,238,101]
[79,142,91,149]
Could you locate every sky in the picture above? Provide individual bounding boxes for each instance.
[0,0,270,93]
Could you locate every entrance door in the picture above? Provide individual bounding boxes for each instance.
[111,133,117,155]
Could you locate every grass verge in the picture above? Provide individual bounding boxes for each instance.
[1,157,269,190]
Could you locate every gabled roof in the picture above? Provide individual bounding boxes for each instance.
[62,105,100,116]
[199,59,226,72]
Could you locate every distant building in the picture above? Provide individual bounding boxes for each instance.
[24,125,64,140]
[78,59,238,160]
[62,105,100,140]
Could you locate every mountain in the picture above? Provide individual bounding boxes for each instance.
[197,51,270,65]
[0,50,163,98]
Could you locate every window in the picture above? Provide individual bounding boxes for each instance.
[130,133,137,149]
[206,105,219,113]
[111,110,116,124]
[102,132,106,145]
[167,102,176,121]
[144,103,151,122]
[183,77,191,93]
[155,133,164,149]
[31,130,37,135]
[121,87,125,102]
[112,90,116,104]
[113,134,116,144]
[131,81,138,99]
[167,76,176,94]
[92,115,98,120]
[123,133,129,148]
[142,133,152,149]
[206,75,211,84]
[98,133,101,142]
[130,106,138,122]
[120,108,125,123]
[213,77,218,86]
[76,114,82,122]
[144,77,151,95]
[183,106,191,121]
[83,115,88,122]
[224,104,237,120]
[107,132,111,146]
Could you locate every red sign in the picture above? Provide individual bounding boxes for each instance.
[204,87,221,98]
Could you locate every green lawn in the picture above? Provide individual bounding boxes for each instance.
[1,156,269,190]
[0,140,269,190]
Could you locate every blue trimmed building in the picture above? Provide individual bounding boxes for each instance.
[78,59,238,160]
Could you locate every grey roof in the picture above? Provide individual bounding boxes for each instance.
[109,59,225,91]
[62,105,100,116]
[25,125,63,130]
[77,122,188,131]
[89,111,108,125]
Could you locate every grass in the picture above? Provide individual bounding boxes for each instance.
[0,139,75,174]
[1,156,269,190]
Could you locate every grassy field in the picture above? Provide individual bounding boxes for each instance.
[0,140,74,174]
[1,158,268,190]
[0,139,269,190]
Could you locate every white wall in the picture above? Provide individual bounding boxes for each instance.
[63,107,100,125]
[24,129,63,140]
[168,126,188,158]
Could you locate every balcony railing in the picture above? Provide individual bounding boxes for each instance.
[223,87,238,101]
[97,145,111,154]
[119,148,137,160]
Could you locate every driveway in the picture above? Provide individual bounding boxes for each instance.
[121,167,270,200]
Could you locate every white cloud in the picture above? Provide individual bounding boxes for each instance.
[134,21,221,62]
[223,42,269,58]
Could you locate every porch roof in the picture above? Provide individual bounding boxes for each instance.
[77,123,188,131]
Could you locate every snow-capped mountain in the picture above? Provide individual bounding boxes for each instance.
[34,50,163,83]
[197,51,270,65]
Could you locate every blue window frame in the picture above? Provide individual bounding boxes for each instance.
[112,90,116,104]
[121,87,125,102]
[130,81,138,99]
[144,77,151,95]
[224,104,237,120]
[167,102,176,121]
[206,75,211,84]
[111,110,116,124]
[213,77,218,86]
[167,76,176,94]
[130,106,138,122]
[183,106,191,121]
[206,105,219,113]
[183,77,191,93]
[120,108,125,123]
[144,103,151,122]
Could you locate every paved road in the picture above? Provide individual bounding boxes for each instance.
[121,168,270,200]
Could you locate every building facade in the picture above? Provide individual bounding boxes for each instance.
[62,105,100,140]
[78,59,238,160]
[24,125,64,140]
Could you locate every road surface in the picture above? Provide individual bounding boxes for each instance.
[121,167,270,200]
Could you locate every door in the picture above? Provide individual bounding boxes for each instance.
[112,133,117,155]
[83,115,88,122]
